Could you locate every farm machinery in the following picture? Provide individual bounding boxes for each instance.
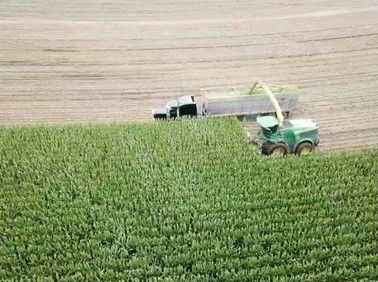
[152,81,319,156]
[254,83,320,156]
[152,82,298,120]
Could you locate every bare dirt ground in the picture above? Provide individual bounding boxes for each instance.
[1,0,377,151]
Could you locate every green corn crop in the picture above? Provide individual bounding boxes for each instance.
[0,118,377,280]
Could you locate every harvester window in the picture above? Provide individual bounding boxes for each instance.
[269,124,278,133]
[262,128,272,137]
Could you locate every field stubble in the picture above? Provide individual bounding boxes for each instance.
[1,0,378,151]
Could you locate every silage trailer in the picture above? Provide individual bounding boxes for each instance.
[152,82,299,120]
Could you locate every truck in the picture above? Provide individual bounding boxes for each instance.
[152,82,299,120]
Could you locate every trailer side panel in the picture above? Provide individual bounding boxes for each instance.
[204,94,298,116]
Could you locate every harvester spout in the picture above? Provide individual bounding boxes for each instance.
[258,80,284,127]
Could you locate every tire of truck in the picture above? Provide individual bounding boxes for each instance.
[154,115,167,120]
[263,143,288,156]
[295,142,314,156]
[273,111,289,118]
[259,112,275,117]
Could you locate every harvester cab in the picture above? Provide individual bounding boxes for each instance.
[257,116,279,136]
[256,81,320,156]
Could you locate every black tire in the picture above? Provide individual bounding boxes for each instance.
[259,112,275,117]
[153,114,167,120]
[263,143,288,156]
[273,111,289,118]
[295,142,314,156]
[261,142,269,155]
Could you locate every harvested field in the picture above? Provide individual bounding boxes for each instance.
[1,0,378,151]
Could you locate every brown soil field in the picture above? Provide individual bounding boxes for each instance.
[1,0,377,151]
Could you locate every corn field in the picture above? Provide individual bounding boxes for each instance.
[0,118,377,280]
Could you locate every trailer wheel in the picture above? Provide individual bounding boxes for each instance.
[295,142,313,156]
[274,111,289,118]
[263,143,288,156]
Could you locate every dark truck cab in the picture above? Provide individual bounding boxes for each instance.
[153,96,197,120]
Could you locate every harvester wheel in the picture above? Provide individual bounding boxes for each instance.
[295,142,313,156]
[264,143,288,156]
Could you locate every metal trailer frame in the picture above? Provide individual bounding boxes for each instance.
[200,91,298,117]
[152,82,299,120]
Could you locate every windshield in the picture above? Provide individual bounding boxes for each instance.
[261,127,271,137]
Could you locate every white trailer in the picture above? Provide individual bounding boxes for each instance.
[201,82,298,117]
[152,82,299,120]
